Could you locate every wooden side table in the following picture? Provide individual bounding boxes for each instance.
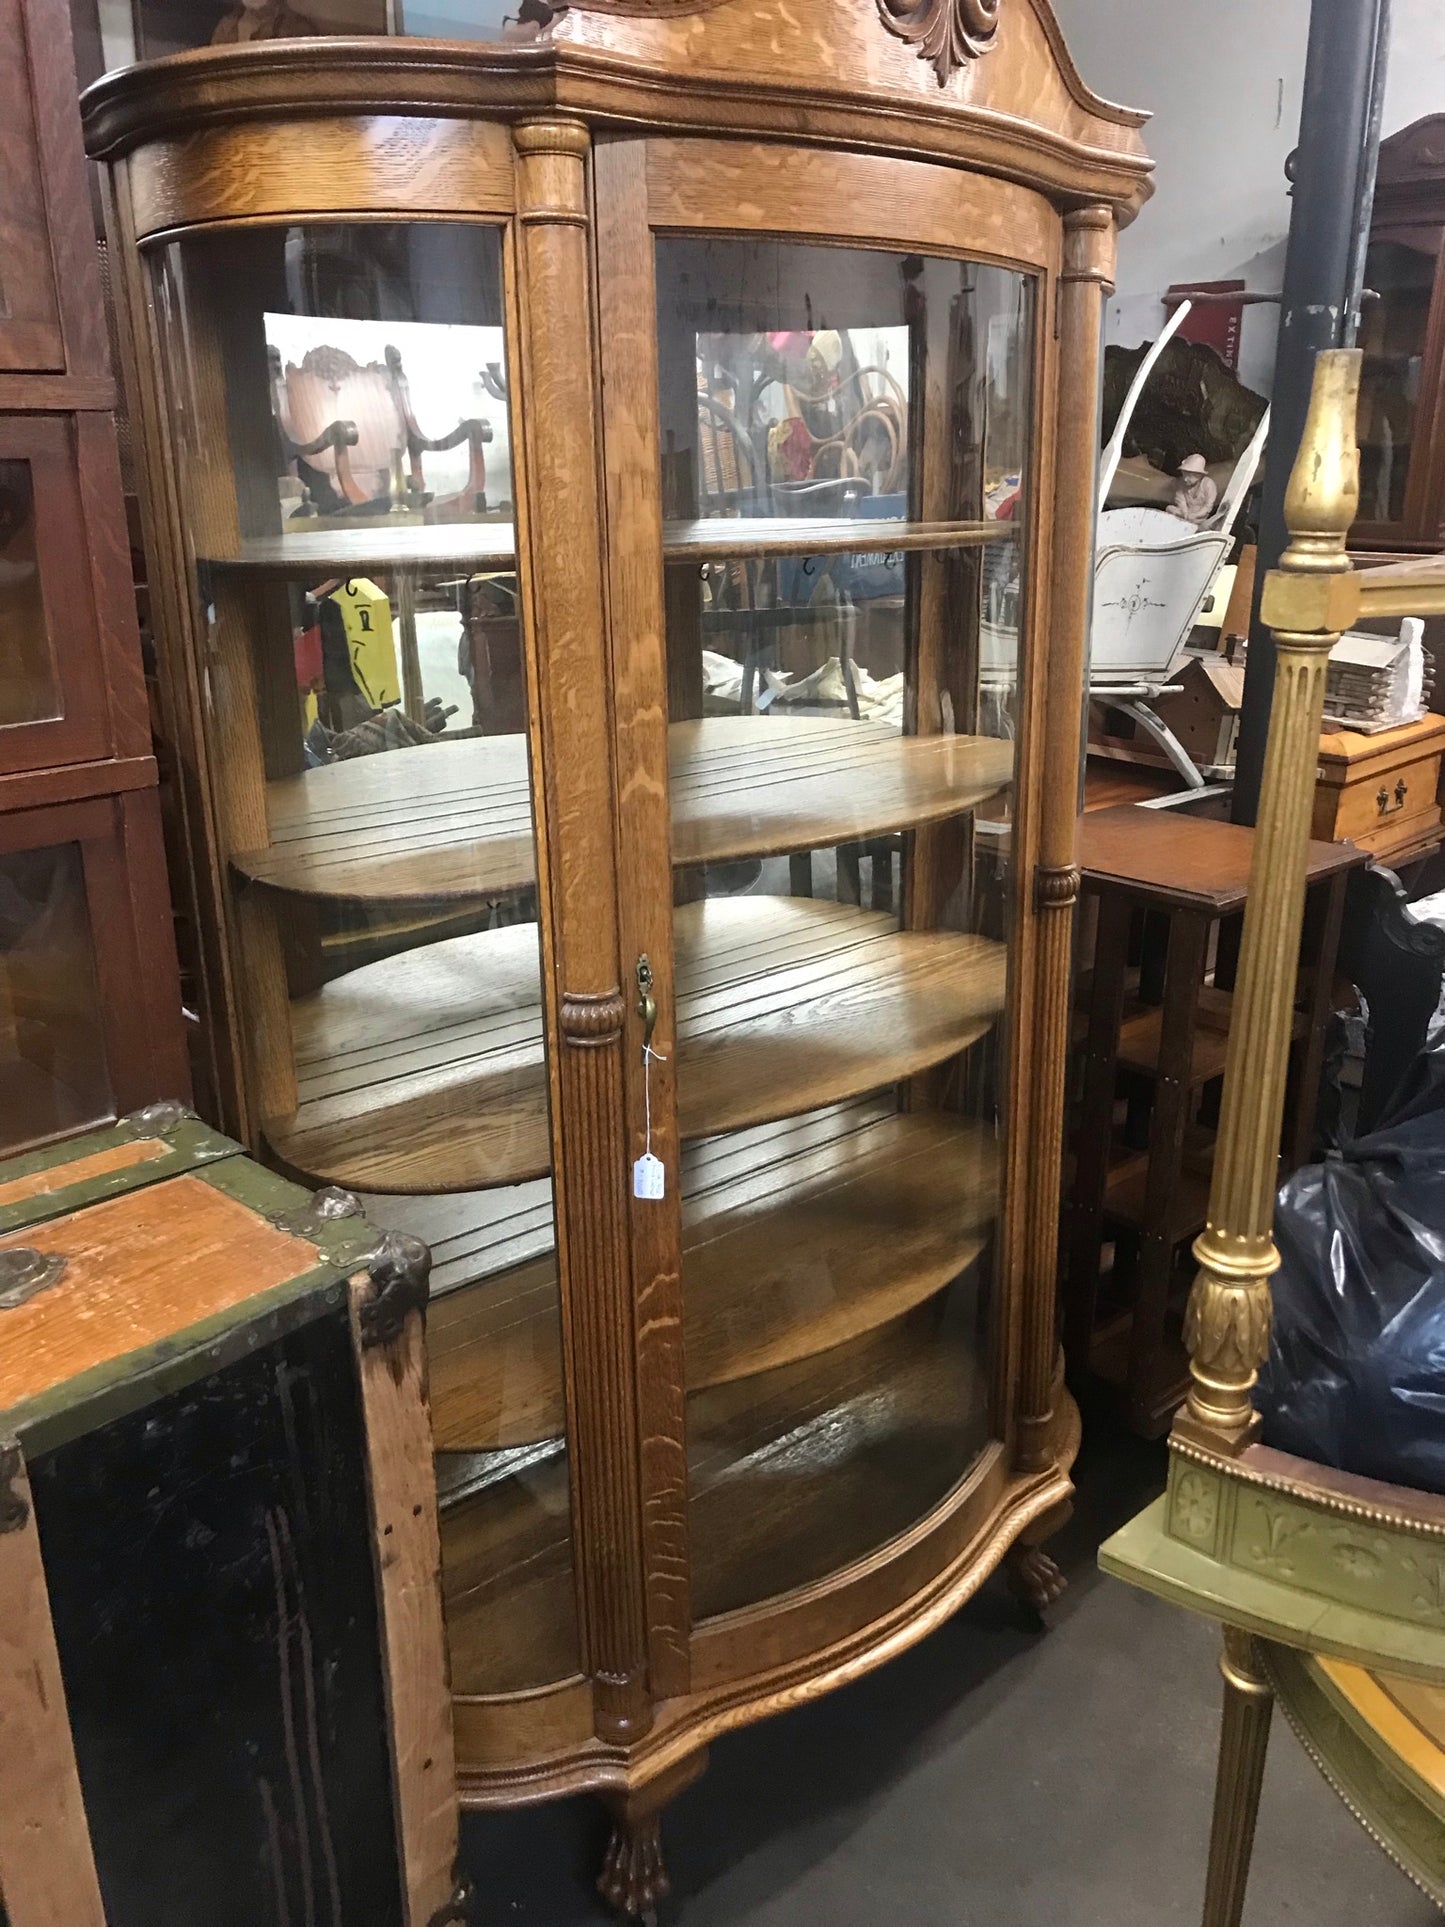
[1065,806,1364,1435]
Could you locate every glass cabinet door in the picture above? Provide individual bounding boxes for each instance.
[0,419,112,772]
[153,220,578,1696]
[1357,232,1443,533]
[649,235,1035,1620]
[0,840,112,1152]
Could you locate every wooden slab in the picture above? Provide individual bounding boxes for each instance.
[0,1137,168,1210]
[205,522,518,577]
[203,514,1011,578]
[660,515,1014,561]
[0,1177,318,1420]
[236,716,1014,904]
[265,897,1008,1193]
[425,1101,998,1452]
[347,1282,459,1927]
[439,1291,992,1697]
[0,1447,107,1927]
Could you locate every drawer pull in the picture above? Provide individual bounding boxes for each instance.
[1377,778,1409,817]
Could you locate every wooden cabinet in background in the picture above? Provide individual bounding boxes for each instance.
[1354,115,1445,551]
[84,5,1152,1914]
[0,0,187,1158]
[1313,712,1445,864]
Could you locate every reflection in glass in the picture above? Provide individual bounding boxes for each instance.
[0,459,61,728]
[157,219,573,1694]
[1358,237,1437,526]
[0,844,111,1154]
[656,237,1034,1618]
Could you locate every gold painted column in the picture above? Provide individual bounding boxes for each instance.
[1201,1628,1275,1927]
[1177,351,1361,1454]
[512,117,652,1745]
[1017,205,1115,1471]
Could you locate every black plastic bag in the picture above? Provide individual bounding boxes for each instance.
[1256,1043,1445,1493]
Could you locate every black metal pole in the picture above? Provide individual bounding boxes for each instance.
[1232,0,1391,824]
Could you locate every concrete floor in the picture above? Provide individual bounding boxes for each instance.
[461,1416,1437,1924]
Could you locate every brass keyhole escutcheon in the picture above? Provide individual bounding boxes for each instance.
[636,954,657,1052]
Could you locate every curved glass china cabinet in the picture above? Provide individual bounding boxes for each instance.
[84,4,1150,1913]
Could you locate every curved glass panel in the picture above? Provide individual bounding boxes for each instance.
[654,236,1034,1618]
[155,220,576,1696]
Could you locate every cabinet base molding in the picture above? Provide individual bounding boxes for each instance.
[452,1393,1080,1806]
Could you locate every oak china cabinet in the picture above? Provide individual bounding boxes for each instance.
[83,3,1151,1912]
[1355,114,1445,551]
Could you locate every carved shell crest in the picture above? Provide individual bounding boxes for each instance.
[877,0,1003,85]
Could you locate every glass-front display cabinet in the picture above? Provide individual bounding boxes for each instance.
[85,4,1150,1912]
[1354,114,1445,551]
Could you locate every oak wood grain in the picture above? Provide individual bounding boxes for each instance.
[237,717,1013,903]
[265,897,1007,1192]
[0,1448,106,1927]
[645,138,1055,269]
[425,1102,997,1452]
[511,115,653,1746]
[129,113,516,239]
[81,10,1152,215]
[593,133,693,1698]
[1015,207,1112,1467]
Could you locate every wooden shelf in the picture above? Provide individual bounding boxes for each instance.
[419,1100,997,1452]
[202,521,518,576]
[1103,1145,1213,1241]
[200,514,1013,578]
[265,896,1007,1192]
[661,515,1015,562]
[235,715,1014,904]
[1117,985,1306,1089]
[440,1292,992,1697]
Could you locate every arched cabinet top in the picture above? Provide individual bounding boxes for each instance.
[81,0,1152,224]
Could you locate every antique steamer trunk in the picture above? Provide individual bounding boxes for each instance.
[0,1106,465,1927]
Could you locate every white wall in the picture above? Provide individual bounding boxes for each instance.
[1051,0,1445,394]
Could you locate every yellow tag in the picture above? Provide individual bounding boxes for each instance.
[327,578,399,708]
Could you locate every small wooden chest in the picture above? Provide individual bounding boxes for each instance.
[0,1105,466,1927]
[1313,713,1445,863]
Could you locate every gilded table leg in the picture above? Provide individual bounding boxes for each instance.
[1202,1626,1274,1927]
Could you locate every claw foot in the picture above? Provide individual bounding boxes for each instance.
[598,1815,669,1921]
[1006,1543,1067,1615]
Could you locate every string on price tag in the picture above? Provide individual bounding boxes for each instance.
[633,1041,667,1200]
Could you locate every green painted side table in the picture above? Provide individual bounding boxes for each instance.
[1102,1442,1445,1913]
[1098,351,1445,1926]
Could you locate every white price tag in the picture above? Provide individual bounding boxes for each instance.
[632,1152,666,1200]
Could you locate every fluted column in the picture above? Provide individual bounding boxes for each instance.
[1178,350,1361,1453]
[513,117,651,1743]
[1017,205,1114,1470]
[1201,1627,1275,1927]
